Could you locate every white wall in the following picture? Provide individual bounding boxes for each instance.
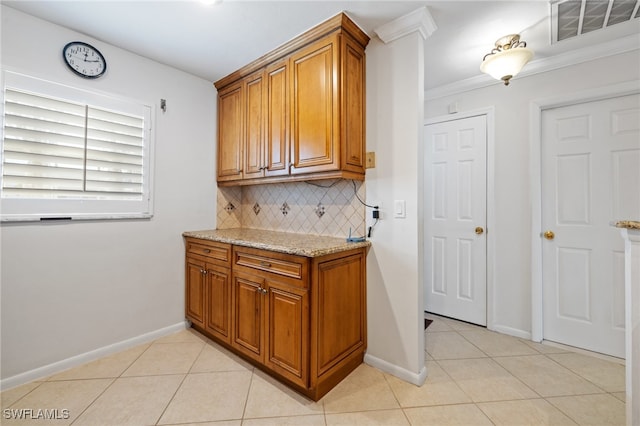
[0,6,217,386]
[425,50,640,337]
[364,31,426,383]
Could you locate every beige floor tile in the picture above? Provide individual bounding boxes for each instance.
[73,374,184,425]
[48,343,150,381]
[425,318,454,332]
[425,332,487,360]
[404,403,494,426]
[439,358,538,402]
[1,382,41,408]
[154,328,209,344]
[326,409,410,425]
[547,393,626,425]
[242,414,326,425]
[386,361,472,407]
[1,379,113,425]
[160,422,240,426]
[122,341,203,376]
[477,399,578,425]
[547,353,625,392]
[459,329,539,357]
[322,364,400,413]
[243,370,323,418]
[157,371,252,424]
[494,355,603,397]
[164,423,241,426]
[190,343,253,373]
[611,391,626,402]
[520,340,571,355]
[440,317,482,331]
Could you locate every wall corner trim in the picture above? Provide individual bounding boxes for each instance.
[374,6,437,44]
[364,353,427,386]
[0,321,188,392]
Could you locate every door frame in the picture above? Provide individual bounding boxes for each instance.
[529,81,640,343]
[423,106,496,331]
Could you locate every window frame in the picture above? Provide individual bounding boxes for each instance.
[1,71,155,222]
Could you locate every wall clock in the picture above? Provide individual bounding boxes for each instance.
[62,41,107,79]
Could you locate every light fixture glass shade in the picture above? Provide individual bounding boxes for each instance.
[480,47,533,85]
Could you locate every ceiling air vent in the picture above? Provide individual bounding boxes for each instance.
[551,0,640,42]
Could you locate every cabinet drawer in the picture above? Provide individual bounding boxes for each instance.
[186,238,231,266]
[234,247,308,283]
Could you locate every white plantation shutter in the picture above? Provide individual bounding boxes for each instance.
[1,71,153,221]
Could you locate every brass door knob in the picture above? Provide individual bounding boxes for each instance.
[543,230,555,240]
[475,227,484,235]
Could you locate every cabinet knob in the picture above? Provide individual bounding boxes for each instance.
[259,261,272,268]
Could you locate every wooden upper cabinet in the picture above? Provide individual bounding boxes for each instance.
[265,59,289,177]
[290,35,339,175]
[217,81,243,181]
[244,71,266,179]
[341,36,366,173]
[214,13,369,186]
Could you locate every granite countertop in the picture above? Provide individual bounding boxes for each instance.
[614,221,640,230]
[182,228,371,257]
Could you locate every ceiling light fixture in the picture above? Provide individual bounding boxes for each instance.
[480,34,533,86]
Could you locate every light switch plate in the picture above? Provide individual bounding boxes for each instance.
[394,200,406,218]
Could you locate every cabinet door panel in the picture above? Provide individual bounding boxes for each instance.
[244,72,265,178]
[265,61,289,176]
[205,264,231,343]
[290,36,339,174]
[342,37,366,173]
[315,253,365,375]
[186,258,206,327]
[232,274,263,362]
[265,282,308,387]
[218,82,243,181]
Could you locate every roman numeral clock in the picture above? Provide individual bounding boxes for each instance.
[62,41,106,79]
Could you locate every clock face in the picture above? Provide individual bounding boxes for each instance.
[63,41,107,79]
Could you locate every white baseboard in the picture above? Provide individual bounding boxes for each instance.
[364,353,427,386]
[1,321,188,391]
[490,324,531,340]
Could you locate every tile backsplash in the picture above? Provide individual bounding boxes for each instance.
[216,179,366,238]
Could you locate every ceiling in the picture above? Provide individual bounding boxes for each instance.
[3,0,640,91]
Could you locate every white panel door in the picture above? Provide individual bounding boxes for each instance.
[542,94,640,358]
[424,115,487,326]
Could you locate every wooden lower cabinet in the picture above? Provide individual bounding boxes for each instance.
[232,269,309,388]
[185,237,367,401]
[184,238,232,343]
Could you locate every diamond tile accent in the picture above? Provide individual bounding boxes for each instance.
[253,203,261,215]
[217,179,366,237]
[280,202,290,216]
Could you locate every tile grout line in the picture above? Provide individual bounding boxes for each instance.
[67,340,155,425]
[153,337,207,425]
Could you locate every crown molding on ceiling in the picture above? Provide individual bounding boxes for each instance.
[374,6,437,44]
[426,32,640,100]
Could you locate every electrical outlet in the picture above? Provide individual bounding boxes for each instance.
[365,152,376,169]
